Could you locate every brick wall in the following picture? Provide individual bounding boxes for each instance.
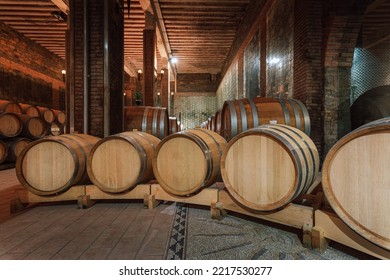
[266,0,294,98]
[0,21,65,108]
[69,0,123,136]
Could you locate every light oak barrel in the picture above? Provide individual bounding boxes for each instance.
[322,117,390,250]
[0,100,23,114]
[3,137,32,163]
[18,114,47,139]
[221,97,311,141]
[0,140,7,164]
[0,112,23,138]
[19,103,40,117]
[37,106,55,123]
[153,128,227,196]
[221,124,319,212]
[53,109,67,124]
[169,117,181,134]
[47,122,64,136]
[16,133,100,196]
[87,131,160,193]
[124,106,169,139]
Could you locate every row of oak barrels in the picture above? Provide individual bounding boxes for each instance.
[0,100,66,139]
[124,98,310,141]
[15,117,390,251]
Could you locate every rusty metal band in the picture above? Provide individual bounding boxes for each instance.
[278,99,291,125]
[248,98,259,127]
[142,107,149,132]
[295,99,311,135]
[227,101,238,139]
[184,131,213,186]
[238,99,247,131]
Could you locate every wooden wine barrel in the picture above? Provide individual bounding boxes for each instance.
[351,85,390,130]
[208,116,215,131]
[153,128,227,196]
[47,122,64,136]
[214,110,222,134]
[168,117,181,134]
[16,133,100,195]
[0,112,23,138]
[0,140,7,164]
[38,106,55,123]
[221,97,311,141]
[322,117,390,250]
[221,124,319,212]
[124,106,169,139]
[53,109,67,124]
[19,103,40,117]
[0,100,22,114]
[87,131,161,193]
[18,114,47,139]
[3,137,32,163]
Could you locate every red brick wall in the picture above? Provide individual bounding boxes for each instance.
[0,21,65,109]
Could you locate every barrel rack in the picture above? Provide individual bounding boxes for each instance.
[11,182,389,259]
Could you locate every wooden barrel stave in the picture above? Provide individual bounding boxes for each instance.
[16,133,100,195]
[322,117,390,250]
[221,124,319,211]
[88,131,160,193]
[153,128,227,196]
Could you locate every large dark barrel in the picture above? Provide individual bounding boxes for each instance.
[124,106,169,139]
[221,124,319,211]
[221,97,311,141]
[153,128,227,196]
[16,134,100,195]
[351,85,390,130]
[322,117,390,250]
[0,140,7,164]
[0,112,23,138]
[3,137,32,163]
[87,131,160,193]
[19,103,40,117]
[0,100,22,114]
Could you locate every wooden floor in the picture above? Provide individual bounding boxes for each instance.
[0,168,175,260]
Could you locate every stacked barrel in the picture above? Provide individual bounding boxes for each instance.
[0,99,66,165]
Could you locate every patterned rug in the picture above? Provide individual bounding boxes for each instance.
[164,203,370,260]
